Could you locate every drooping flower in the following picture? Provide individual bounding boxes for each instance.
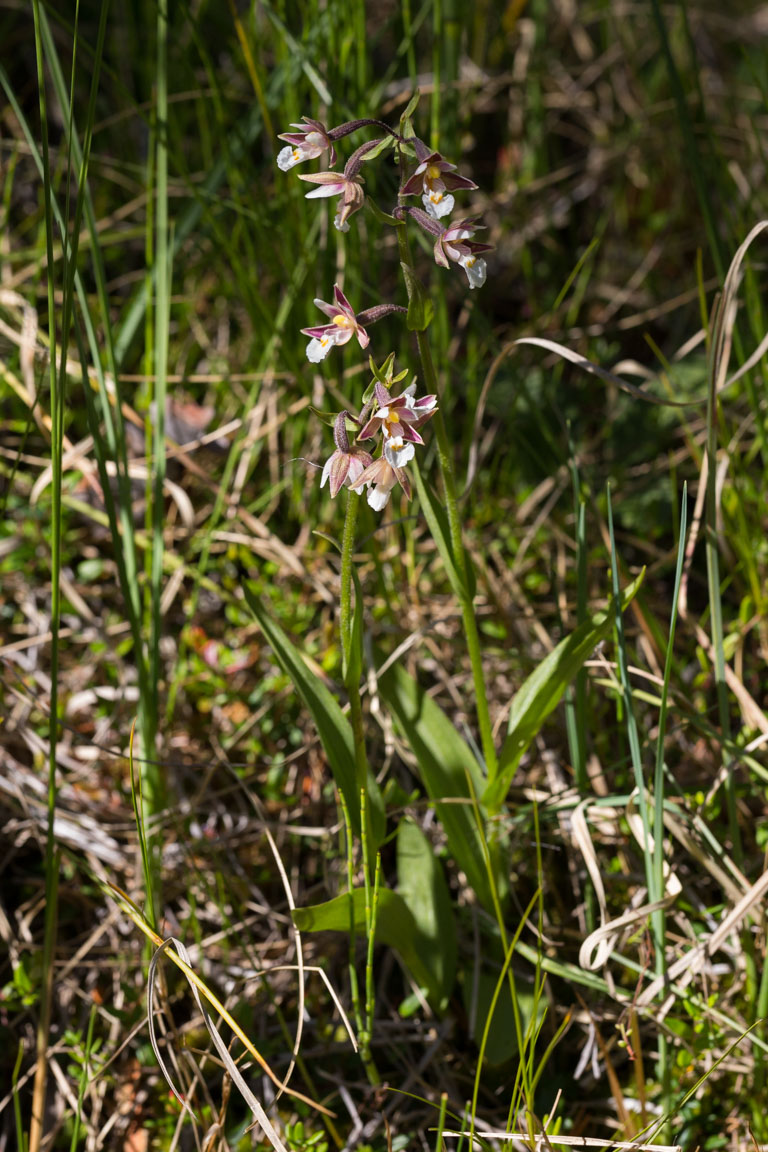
[298,138,388,232]
[277,117,400,174]
[301,284,370,363]
[358,381,438,456]
[321,412,374,498]
[400,138,478,220]
[400,207,493,289]
[350,454,411,512]
[436,220,492,288]
[297,170,365,232]
[301,290,407,363]
[277,117,335,171]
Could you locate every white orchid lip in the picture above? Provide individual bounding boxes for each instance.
[277,145,305,171]
[367,485,391,511]
[384,437,415,468]
[306,335,335,363]
[459,254,487,289]
[423,189,454,220]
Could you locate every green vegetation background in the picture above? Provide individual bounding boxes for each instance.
[2,1,768,1149]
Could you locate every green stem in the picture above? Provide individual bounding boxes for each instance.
[395,218,497,778]
[339,486,359,660]
[340,488,373,857]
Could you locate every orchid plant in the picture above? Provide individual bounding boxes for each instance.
[272,94,502,1068]
[253,95,643,1084]
[277,94,500,831]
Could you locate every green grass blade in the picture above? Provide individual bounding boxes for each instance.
[651,481,688,1133]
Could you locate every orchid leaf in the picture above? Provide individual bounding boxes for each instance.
[309,406,360,432]
[483,570,646,811]
[401,262,434,332]
[375,656,502,912]
[361,135,395,163]
[401,90,421,124]
[243,584,385,846]
[293,886,443,1004]
[400,90,421,140]
[369,352,396,384]
[397,818,456,1008]
[366,196,398,227]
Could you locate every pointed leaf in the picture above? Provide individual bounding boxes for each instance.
[401,263,435,332]
[366,196,398,227]
[309,406,359,433]
[243,584,385,845]
[293,887,442,1003]
[397,818,456,1007]
[483,571,645,811]
[361,135,395,163]
[400,90,421,126]
[376,657,502,912]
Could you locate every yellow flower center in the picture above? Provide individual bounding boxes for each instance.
[426,164,441,183]
[383,410,403,436]
[333,314,354,329]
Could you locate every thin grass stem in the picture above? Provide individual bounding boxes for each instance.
[651,484,688,1132]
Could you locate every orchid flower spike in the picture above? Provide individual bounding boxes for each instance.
[277,117,335,171]
[321,412,373,498]
[400,137,478,220]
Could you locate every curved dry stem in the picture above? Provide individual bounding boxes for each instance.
[106,882,335,1116]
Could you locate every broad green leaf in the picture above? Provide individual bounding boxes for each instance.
[293,887,441,1003]
[243,584,385,845]
[483,570,645,812]
[397,818,457,1008]
[369,352,397,384]
[401,263,435,332]
[309,406,360,432]
[375,658,502,912]
[399,91,421,141]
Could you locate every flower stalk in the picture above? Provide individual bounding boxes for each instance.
[339,486,374,857]
[395,215,498,777]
